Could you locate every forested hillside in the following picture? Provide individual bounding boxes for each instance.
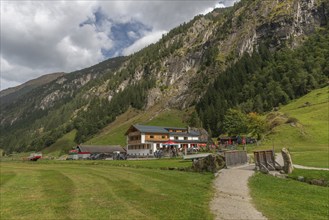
[197,27,329,136]
[0,0,328,153]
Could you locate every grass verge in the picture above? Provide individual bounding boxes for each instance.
[288,168,329,187]
[249,173,329,220]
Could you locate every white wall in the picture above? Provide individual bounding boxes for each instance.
[141,133,145,143]
[128,149,152,156]
[152,143,157,152]
[78,154,90,159]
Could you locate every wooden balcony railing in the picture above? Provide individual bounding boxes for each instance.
[128,140,142,145]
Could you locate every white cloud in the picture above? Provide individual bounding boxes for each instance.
[0,0,239,91]
[122,30,167,56]
[202,3,226,15]
[0,56,13,72]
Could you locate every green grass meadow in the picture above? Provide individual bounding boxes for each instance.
[257,87,329,168]
[288,168,329,186]
[249,172,329,220]
[0,161,213,220]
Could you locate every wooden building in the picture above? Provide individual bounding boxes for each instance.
[125,124,208,156]
[76,145,125,159]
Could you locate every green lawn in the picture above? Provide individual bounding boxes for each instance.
[257,87,329,168]
[288,168,329,186]
[0,161,213,220]
[249,173,329,220]
[38,158,193,169]
[291,151,329,168]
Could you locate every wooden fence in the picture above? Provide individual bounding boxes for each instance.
[224,150,248,167]
[253,150,281,172]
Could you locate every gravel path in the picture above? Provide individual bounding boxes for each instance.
[275,153,329,171]
[210,165,267,220]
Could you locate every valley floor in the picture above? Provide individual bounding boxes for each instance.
[1,159,328,220]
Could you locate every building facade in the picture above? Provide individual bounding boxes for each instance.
[125,124,208,156]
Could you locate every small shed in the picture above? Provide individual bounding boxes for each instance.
[76,145,125,159]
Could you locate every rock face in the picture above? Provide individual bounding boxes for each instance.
[192,154,225,173]
[281,148,294,174]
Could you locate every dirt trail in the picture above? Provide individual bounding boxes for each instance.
[210,165,267,220]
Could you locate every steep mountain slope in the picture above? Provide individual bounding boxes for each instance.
[0,0,328,153]
[0,72,65,107]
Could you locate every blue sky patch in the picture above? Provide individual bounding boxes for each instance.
[80,7,152,58]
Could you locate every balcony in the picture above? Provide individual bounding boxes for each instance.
[128,140,142,145]
[128,131,141,137]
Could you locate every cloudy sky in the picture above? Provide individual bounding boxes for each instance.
[0,0,238,91]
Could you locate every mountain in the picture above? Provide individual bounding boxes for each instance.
[1,0,328,153]
[0,72,65,107]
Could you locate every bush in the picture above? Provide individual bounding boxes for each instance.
[286,117,298,124]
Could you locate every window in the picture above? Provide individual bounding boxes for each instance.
[150,135,154,139]
[174,136,178,140]
[162,136,166,139]
[184,137,188,140]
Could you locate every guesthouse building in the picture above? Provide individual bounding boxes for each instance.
[125,124,208,156]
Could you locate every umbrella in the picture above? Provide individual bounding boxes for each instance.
[163,140,178,145]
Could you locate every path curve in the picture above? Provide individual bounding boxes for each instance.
[275,153,329,171]
[293,164,329,171]
[210,165,267,220]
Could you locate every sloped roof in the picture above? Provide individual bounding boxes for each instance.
[126,124,201,136]
[78,145,125,153]
[133,124,170,133]
[169,131,200,137]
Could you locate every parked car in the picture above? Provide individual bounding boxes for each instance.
[246,137,256,144]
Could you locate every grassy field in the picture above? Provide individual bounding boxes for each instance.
[38,158,193,169]
[255,87,329,168]
[0,161,213,220]
[249,172,329,220]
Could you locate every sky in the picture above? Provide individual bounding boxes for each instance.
[0,0,238,91]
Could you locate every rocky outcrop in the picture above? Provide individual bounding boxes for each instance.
[192,154,225,173]
[281,148,294,174]
[255,0,327,49]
